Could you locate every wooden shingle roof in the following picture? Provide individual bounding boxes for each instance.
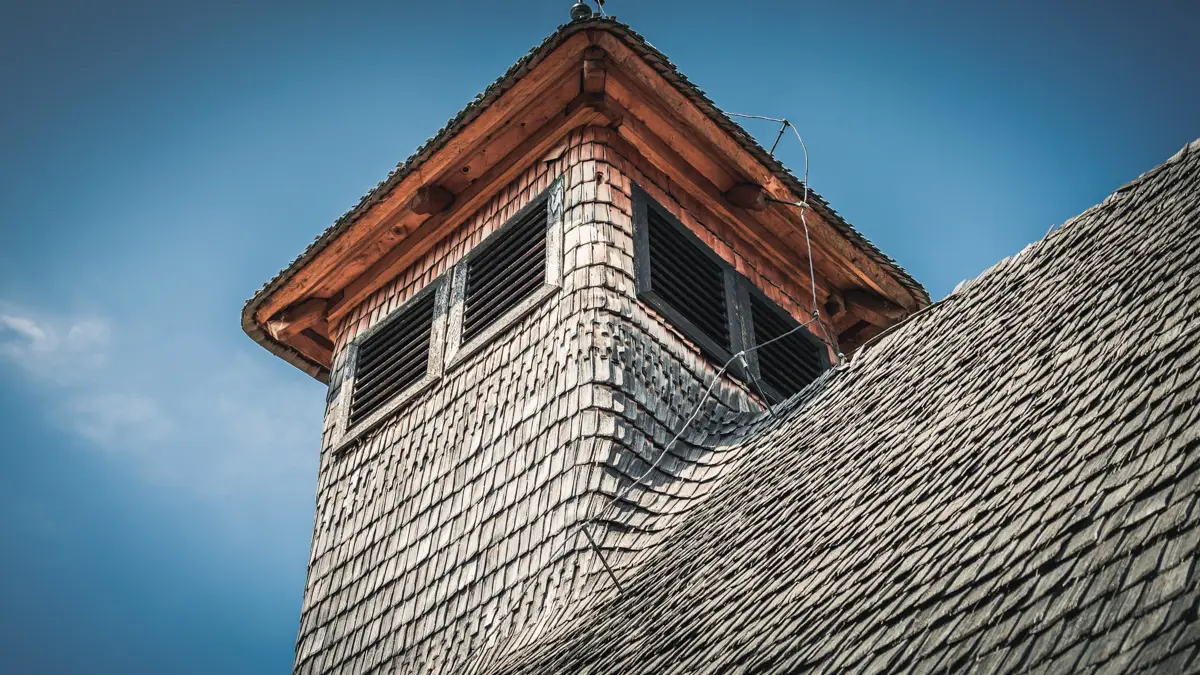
[485,139,1200,673]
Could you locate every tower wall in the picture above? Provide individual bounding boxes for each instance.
[294,126,814,674]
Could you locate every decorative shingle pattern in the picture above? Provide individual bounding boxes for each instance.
[295,128,768,674]
[487,140,1200,673]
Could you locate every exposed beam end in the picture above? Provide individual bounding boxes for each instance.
[407,185,456,216]
[725,182,769,211]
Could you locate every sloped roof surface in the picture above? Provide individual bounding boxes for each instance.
[243,18,928,375]
[490,140,1200,673]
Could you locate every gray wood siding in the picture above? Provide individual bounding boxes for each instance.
[294,127,766,675]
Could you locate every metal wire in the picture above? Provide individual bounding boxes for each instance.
[726,111,836,364]
[455,313,823,674]
[458,111,837,673]
[740,352,776,417]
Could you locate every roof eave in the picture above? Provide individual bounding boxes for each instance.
[243,17,930,381]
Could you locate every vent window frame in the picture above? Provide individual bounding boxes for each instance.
[445,176,564,366]
[742,282,832,405]
[631,182,829,402]
[333,275,451,450]
[632,183,747,369]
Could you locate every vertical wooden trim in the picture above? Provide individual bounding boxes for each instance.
[545,175,566,287]
[444,176,565,368]
[728,272,753,381]
[329,274,451,453]
[631,183,653,296]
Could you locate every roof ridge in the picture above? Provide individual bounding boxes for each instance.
[848,137,1200,368]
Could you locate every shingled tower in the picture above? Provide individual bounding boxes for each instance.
[244,14,927,674]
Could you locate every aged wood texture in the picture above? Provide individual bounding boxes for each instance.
[489,139,1200,674]
[267,297,330,341]
[724,182,769,211]
[244,20,928,381]
[294,135,1200,675]
[406,185,456,216]
[295,128,775,674]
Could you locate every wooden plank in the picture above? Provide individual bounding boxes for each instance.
[843,289,908,327]
[254,32,594,326]
[582,46,606,94]
[604,69,739,193]
[289,330,334,366]
[326,102,611,326]
[592,31,921,311]
[725,183,768,211]
[266,297,330,341]
[407,185,455,215]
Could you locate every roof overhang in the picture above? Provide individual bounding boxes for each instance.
[243,18,930,382]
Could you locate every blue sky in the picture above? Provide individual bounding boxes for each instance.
[0,1,1196,673]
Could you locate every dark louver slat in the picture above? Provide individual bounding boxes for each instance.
[356,306,434,365]
[465,240,546,312]
[463,201,548,342]
[751,294,826,402]
[355,322,433,388]
[350,292,436,426]
[646,209,729,349]
[467,218,545,276]
[464,272,545,336]
[648,262,729,340]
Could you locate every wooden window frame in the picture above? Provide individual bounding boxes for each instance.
[444,176,565,367]
[632,182,830,400]
[741,281,832,405]
[332,275,451,451]
[632,182,749,373]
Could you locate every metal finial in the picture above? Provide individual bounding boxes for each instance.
[570,0,593,21]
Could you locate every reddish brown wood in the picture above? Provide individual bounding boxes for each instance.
[407,185,455,215]
[254,32,594,326]
[844,288,908,327]
[326,103,610,325]
[725,183,769,211]
[593,31,920,311]
[289,329,334,366]
[582,46,607,94]
[266,297,330,341]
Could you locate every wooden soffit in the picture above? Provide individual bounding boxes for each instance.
[245,20,928,378]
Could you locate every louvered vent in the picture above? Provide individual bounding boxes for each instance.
[462,200,548,342]
[350,292,436,426]
[647,208,730,352]
[751,294,825,401]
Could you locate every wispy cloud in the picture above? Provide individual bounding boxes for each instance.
[0,307,164,447]
[0,301,322,508]
[61,391,173,448]
[1,311,110,381]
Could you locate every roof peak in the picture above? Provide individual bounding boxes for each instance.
[243,16,927,379]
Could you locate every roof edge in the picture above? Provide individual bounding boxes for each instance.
[851,137,1200,366]
[243,17,933,379]
[240,300,329,383]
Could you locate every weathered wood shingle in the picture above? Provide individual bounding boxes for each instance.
[295,128,767,675]
[485,139,1200,674]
